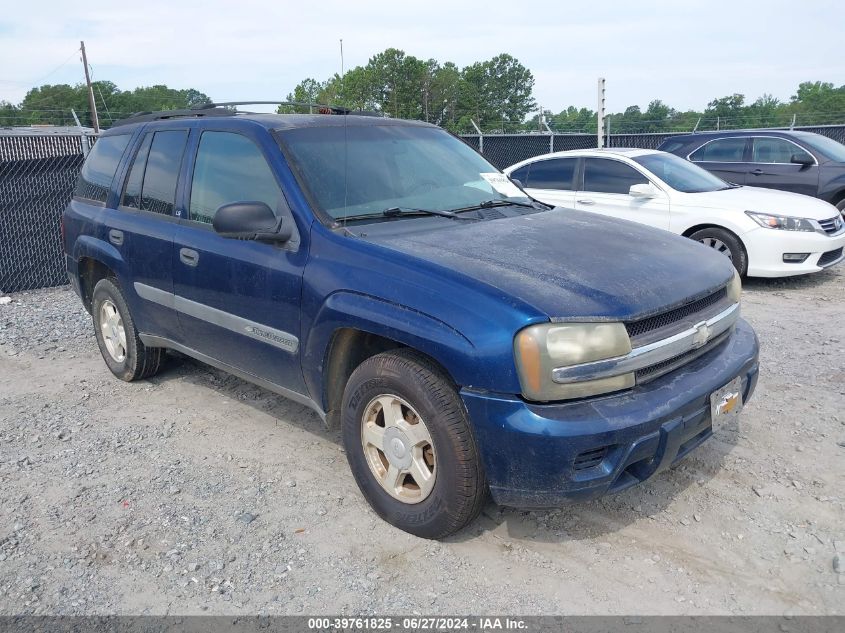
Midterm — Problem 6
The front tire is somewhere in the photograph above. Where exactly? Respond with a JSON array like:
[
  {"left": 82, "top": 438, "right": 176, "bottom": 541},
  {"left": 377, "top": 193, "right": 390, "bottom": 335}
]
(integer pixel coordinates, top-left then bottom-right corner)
[
  {"left": 92, "top": 278, "right": 164, "bottom": 382},
  {"left": 342, "top": 349, "right": 486, "bottom": 539},
  {"left": 836, "top": 198, "right": 845, "bottom": 219},
  {"left": 689, "top": 227, "right": 748, "bottom": 276}
]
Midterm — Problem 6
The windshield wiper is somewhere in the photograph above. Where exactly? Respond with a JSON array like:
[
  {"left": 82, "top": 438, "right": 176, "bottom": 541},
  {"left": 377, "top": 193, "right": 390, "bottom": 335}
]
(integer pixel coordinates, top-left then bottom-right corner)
[
  {"left": 448, "top": 199, "right": 540, "bottom": 213},
  {"left": 336, "top": 206, "right": 476, "bottom": 223}
]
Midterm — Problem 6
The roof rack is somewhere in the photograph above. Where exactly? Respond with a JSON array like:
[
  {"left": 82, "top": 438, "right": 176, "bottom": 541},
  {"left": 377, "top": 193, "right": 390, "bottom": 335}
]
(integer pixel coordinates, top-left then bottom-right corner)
[{"left": 110, "top": 101, "right": 383, "bottom": 127}]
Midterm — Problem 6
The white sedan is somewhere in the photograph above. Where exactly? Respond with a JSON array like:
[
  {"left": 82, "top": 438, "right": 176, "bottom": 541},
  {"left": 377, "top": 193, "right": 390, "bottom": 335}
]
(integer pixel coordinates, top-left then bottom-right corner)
[{"left": 504, "top": 148, "right": 845, "bottom": 277}]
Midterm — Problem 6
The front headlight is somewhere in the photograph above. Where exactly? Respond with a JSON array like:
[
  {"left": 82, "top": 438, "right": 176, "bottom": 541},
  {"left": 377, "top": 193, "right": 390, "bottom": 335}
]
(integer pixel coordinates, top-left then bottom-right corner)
[
  {"left": 745, "top": 211, "right": 816, "bottom": 232},
  {"left": 727, "top": 269, "right": 742, "bottom": 302},
  {"left": 514, "top": 322, "right": 633, "bottom": 402}
]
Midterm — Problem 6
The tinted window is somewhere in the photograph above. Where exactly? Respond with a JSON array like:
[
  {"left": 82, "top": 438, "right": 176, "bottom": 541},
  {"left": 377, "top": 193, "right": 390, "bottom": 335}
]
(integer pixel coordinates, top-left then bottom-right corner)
[
  {"left": 140, "top": 131, "right": 188, "bottom": 216},
  {"left": 510, "top": 165, "right": 530, "bottom": 184},
  {"left": 752, "top": 138, "right": 814, "bottom": 164},
  {"left": 120, "top": 133, "right": 152, "bottom": 209},
  {"left": 74, "top": 134, "right": 131, "bottom": 203},
  {"left": 690, "top": 138, "right": 747, "bottom": 162},
  {"left": 190, "top": 132, "right": 283, "bottom": 224},
  {"left": 583, "top": 158, "right": 648, "bottom": 194},
  {"left": 524, "top": 158, "right": 577, "bottom": 190}
]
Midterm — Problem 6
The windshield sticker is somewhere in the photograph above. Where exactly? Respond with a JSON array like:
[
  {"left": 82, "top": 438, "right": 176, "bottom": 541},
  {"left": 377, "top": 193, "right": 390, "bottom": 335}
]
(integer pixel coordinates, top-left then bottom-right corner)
[{"left": 480, "top": 172, "right": 524, "bottom": 198}]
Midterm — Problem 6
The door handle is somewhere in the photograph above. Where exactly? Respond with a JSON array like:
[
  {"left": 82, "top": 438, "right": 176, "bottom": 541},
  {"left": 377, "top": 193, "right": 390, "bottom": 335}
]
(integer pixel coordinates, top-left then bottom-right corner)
[
  {"left": 577, "top": 199, "right": 595, "bottom": 205},
  {"left": 108, "top": 229, "right": 123, "bottom": 246},
  {"left": 751, "top": 168, "right": 764, "bottom": 175},
  {"left": 179, "top": 248, "right": 199, "bottom": 267}
]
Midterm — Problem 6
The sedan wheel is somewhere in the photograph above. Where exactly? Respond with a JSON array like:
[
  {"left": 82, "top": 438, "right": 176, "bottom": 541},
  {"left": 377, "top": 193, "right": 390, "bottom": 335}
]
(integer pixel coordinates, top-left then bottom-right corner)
[
  {"left": 688, "top": 227, "right": 747, "bottom": 276},
  {"left": 698, "top": 236, "right": 733, "bottom": 261}
]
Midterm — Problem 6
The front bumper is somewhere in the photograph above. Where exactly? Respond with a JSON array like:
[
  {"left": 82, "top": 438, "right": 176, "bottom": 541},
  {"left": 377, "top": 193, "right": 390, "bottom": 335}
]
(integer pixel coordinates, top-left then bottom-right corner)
[
  {"left": 744, "top": 226, "right": 845, "bottom": 277},
  {"left": 461, "top": 318, "right": 759, "bottom": 508}
]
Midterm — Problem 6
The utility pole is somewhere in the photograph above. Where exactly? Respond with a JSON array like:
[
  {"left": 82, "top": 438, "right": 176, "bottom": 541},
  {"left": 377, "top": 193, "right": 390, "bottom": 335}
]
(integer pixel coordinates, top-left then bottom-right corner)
[
  {"left": 597, "top": 77, "right": 606, "bottom": 148},
  {"left": 80, "top": 41, "right": 100, "bottom": 133}
]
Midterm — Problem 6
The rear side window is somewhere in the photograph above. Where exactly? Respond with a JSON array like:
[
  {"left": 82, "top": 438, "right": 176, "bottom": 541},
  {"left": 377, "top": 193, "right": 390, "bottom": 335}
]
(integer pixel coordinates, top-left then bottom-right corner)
[
  {"left": 139, "top": 131, "right": 188, "bottom": 215},
  {"left": 189, "top": 131, "right": 283, "bottom": 224},
  {"left": 74, "top": 134, "right": 131, "bottom": 203},
  {"left": 690, "top": 138, "right": 747, "bottom": 162},
  {"left": 523, "top": 158, "right": 577, "bottom": 190},
  {"left": 121, "top": 134, "right": 153, "bottom": 209},
  {"left": 751, "top": 138, "right": 814, "bottom": 164},
  {"left": 583, "top": 158, "right": 648, "bottom": 194}
]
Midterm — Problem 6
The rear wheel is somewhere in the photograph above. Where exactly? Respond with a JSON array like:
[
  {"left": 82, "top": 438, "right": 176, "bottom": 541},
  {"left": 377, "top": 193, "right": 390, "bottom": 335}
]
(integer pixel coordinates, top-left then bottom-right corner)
[
  {"left": 341, "top": 349, "right": 486, "bottom": 539},
  {"left": 689, "top": 227, "right": 748, "bottom": 276},
  {"left": 92, "top": 278, "right": 164, "bottom": 381}
]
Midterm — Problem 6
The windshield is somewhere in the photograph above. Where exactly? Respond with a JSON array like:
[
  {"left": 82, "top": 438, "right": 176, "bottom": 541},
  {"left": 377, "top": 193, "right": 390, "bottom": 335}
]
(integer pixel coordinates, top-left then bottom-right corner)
[
  {"left": 633, "top": 152, "right": 732, "bottom": 193},
  {"left": 277, "top": 123, "right": 530, "bottom": 220},
  {"left": 798, "top": 134, "right": 845, "bottom": 163}
]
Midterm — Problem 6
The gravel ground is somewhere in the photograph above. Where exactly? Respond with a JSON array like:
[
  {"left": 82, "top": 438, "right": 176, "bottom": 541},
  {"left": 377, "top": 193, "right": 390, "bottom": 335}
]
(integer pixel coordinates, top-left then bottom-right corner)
[{"left": 0, "top": 270, "right": 843, "bottom": 616}]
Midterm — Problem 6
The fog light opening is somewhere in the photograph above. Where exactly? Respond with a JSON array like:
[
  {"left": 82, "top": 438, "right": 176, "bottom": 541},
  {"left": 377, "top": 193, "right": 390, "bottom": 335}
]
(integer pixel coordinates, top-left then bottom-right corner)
[{"left": 782, "top": 253, "right": 809, "bottom": 263}]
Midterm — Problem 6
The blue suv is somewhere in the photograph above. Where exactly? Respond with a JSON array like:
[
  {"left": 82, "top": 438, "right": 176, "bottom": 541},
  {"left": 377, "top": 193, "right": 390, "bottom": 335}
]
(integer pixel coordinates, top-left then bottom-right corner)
[{"left": 63, "top": 104, "right": 759, "bottom": 538}]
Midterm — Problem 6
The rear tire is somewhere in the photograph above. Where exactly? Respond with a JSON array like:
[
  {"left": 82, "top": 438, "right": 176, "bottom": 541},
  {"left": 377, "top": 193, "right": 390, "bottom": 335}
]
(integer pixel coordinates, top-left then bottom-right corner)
[
  {"left": 342, "top": 349, "right": 486, "bottom": 539},
  {"left": 92, "top": 278, "right": 164, "bottom": 382},
  {"left": 689, "top": 227, "right": 748, "bottom": 276}
]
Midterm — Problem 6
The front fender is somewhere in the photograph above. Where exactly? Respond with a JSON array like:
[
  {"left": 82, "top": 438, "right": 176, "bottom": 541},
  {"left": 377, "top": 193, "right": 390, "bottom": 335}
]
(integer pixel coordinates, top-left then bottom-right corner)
[{"left": 303, "top": 290, "right": 477, "bottom": 410}]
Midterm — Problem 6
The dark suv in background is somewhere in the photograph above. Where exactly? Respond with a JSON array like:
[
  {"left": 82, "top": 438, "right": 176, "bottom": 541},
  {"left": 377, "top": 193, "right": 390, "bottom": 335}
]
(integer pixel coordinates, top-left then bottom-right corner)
[{"left": 659, "top": 130, "right": 845, "bottom": 215}]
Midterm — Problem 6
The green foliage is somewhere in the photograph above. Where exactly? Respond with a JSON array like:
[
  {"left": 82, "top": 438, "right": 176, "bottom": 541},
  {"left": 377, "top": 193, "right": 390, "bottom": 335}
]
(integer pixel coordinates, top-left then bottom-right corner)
[
  {"left": 8, "top": 82, "right": 211, "bottom": 127},
  {"left": 276, "top": 48, "right": 537, "bottom": 133}
]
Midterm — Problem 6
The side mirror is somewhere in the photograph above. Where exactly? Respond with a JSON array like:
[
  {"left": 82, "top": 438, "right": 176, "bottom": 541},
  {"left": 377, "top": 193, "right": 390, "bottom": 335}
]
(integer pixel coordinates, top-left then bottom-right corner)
[
  {"left": 790, "top": 153, "right": 814, "bottom": 166},
  {"left": 629, "top": 183, "right": 658, "bottom": 198},
  {"left": 212, "top": 202, "right": 291, "bottom": 242}
]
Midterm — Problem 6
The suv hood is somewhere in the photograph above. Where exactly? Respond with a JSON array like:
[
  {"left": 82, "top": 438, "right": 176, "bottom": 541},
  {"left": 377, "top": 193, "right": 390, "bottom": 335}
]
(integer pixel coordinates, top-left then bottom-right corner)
[
  {"left": 676, "top": 185, "right": 839, "bottom": 220},
  {"left": 361, "top": 209, "right": 733, "bottom": 321}
]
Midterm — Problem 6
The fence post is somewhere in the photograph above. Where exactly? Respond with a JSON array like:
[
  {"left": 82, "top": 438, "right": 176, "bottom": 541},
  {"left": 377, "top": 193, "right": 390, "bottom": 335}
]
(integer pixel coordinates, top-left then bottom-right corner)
[
  {"left": 542, "top": 120, "right": 553, "bottom": 153},
  {"left": 790, "top": 113, "right": 796, "bottom": 130},
  {"left": 470, "top": 119, "right": 483, "bottom": 154}
]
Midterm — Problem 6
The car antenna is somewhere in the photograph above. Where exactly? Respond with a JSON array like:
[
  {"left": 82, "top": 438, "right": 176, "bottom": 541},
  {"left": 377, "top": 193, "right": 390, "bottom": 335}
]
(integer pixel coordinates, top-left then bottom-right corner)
[{"left": 341, "top": 37, "right": 350, "bottom": 233}]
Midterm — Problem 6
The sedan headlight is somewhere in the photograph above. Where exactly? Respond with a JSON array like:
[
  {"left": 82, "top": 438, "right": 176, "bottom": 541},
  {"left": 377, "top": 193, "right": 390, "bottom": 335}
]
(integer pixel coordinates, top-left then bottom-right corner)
[
  {"left": 514, "top": 322, "right": 633, "bottom": 402},
  {"left": 745, "top": 211, "right": 816, "bottom": 232}
]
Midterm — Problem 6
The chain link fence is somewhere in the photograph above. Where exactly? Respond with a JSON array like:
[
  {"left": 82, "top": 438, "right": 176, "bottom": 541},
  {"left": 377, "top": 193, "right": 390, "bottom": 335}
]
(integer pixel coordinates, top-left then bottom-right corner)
[
  {"left": 2, "top": 124, "right": 845, "bottom": 293},
  {"left": 1, "top": 133, "right": 95, "bottom": 293},
  {"left": 462, "top": 125, "right": 845, "bottom": 169}
]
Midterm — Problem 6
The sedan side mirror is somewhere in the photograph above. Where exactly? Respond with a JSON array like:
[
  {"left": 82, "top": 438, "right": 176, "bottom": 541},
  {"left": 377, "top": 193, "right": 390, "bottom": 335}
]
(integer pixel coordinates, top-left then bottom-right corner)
[
  {"left": 629, "top": 183, "right": 659, "bottom": 198},
  {"left": 212, "top": 202, "right": 292, "bottom": 242},
  {"left": 790, "top": 153, "right": 814, "bottom": 166}
]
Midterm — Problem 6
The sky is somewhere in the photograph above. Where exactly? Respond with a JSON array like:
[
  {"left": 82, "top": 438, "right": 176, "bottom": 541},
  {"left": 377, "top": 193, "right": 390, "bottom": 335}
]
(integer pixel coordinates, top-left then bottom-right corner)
[{"left": 1, "top": 0, "right": 843, "bottom": 115}]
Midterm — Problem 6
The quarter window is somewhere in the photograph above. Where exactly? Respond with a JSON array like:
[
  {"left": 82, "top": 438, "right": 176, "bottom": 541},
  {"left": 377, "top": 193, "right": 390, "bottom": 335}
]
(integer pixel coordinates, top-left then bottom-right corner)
[
  {"left": 74, "top": 134, "right": 131, "bottom": 203},
  {"left": 523, "top": 158, "right": 577, "bottom": 190},
  {"left": 690, "top": 138, "right": 747, "bottom": 162},
  {"left": 189, "top": 132, "right": 283, "bottom": 224},
  {"left": 582, "top": 158, "right": 649, "bottom": 195},
  {"left": 751, "top": 138, "right": 814, "bottom": 164}
]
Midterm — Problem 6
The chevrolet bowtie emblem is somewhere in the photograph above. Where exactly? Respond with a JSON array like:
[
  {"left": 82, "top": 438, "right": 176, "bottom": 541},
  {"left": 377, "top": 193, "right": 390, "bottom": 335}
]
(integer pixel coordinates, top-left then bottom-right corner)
[{"left": 691, "top": 321, "right": 711, "bottom": 349}]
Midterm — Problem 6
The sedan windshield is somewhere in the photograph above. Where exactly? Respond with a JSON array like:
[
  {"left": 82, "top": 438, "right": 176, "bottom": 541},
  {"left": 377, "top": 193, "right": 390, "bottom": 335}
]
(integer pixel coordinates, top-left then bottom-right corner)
[
  {"left": 798, "top": 134, "right": 845, "bottom": 163},
  {"left": 277, "top": 123, "right": 531, "bottom": 220},
  {"left": 633, "top": 152, "right": 733, "bottom": 193}
]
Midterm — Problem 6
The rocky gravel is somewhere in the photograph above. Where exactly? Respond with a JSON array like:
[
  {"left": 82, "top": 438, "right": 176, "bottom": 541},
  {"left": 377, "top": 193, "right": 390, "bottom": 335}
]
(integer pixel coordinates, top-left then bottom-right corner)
[{"left": 0, "top": 270, "right": 843, "bottom": 615}]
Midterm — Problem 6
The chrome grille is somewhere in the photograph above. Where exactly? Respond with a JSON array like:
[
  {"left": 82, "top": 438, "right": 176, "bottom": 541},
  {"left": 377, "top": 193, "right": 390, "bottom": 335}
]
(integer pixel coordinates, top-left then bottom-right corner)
[
  {"left": 818, "top": 216, "right": 843, "bottom": 235},
  {"left": 635, "top": 330, "right": 731, "bottom": 384},
  {"left": 625, "top": 287, "right": 728, "bottom": 344}
]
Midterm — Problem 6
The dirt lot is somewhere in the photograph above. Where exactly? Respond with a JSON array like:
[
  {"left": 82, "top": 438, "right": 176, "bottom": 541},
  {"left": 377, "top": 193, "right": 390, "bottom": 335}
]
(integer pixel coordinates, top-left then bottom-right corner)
[{"left": 0, "top": 269, "right": 843, "bottom": 616}]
